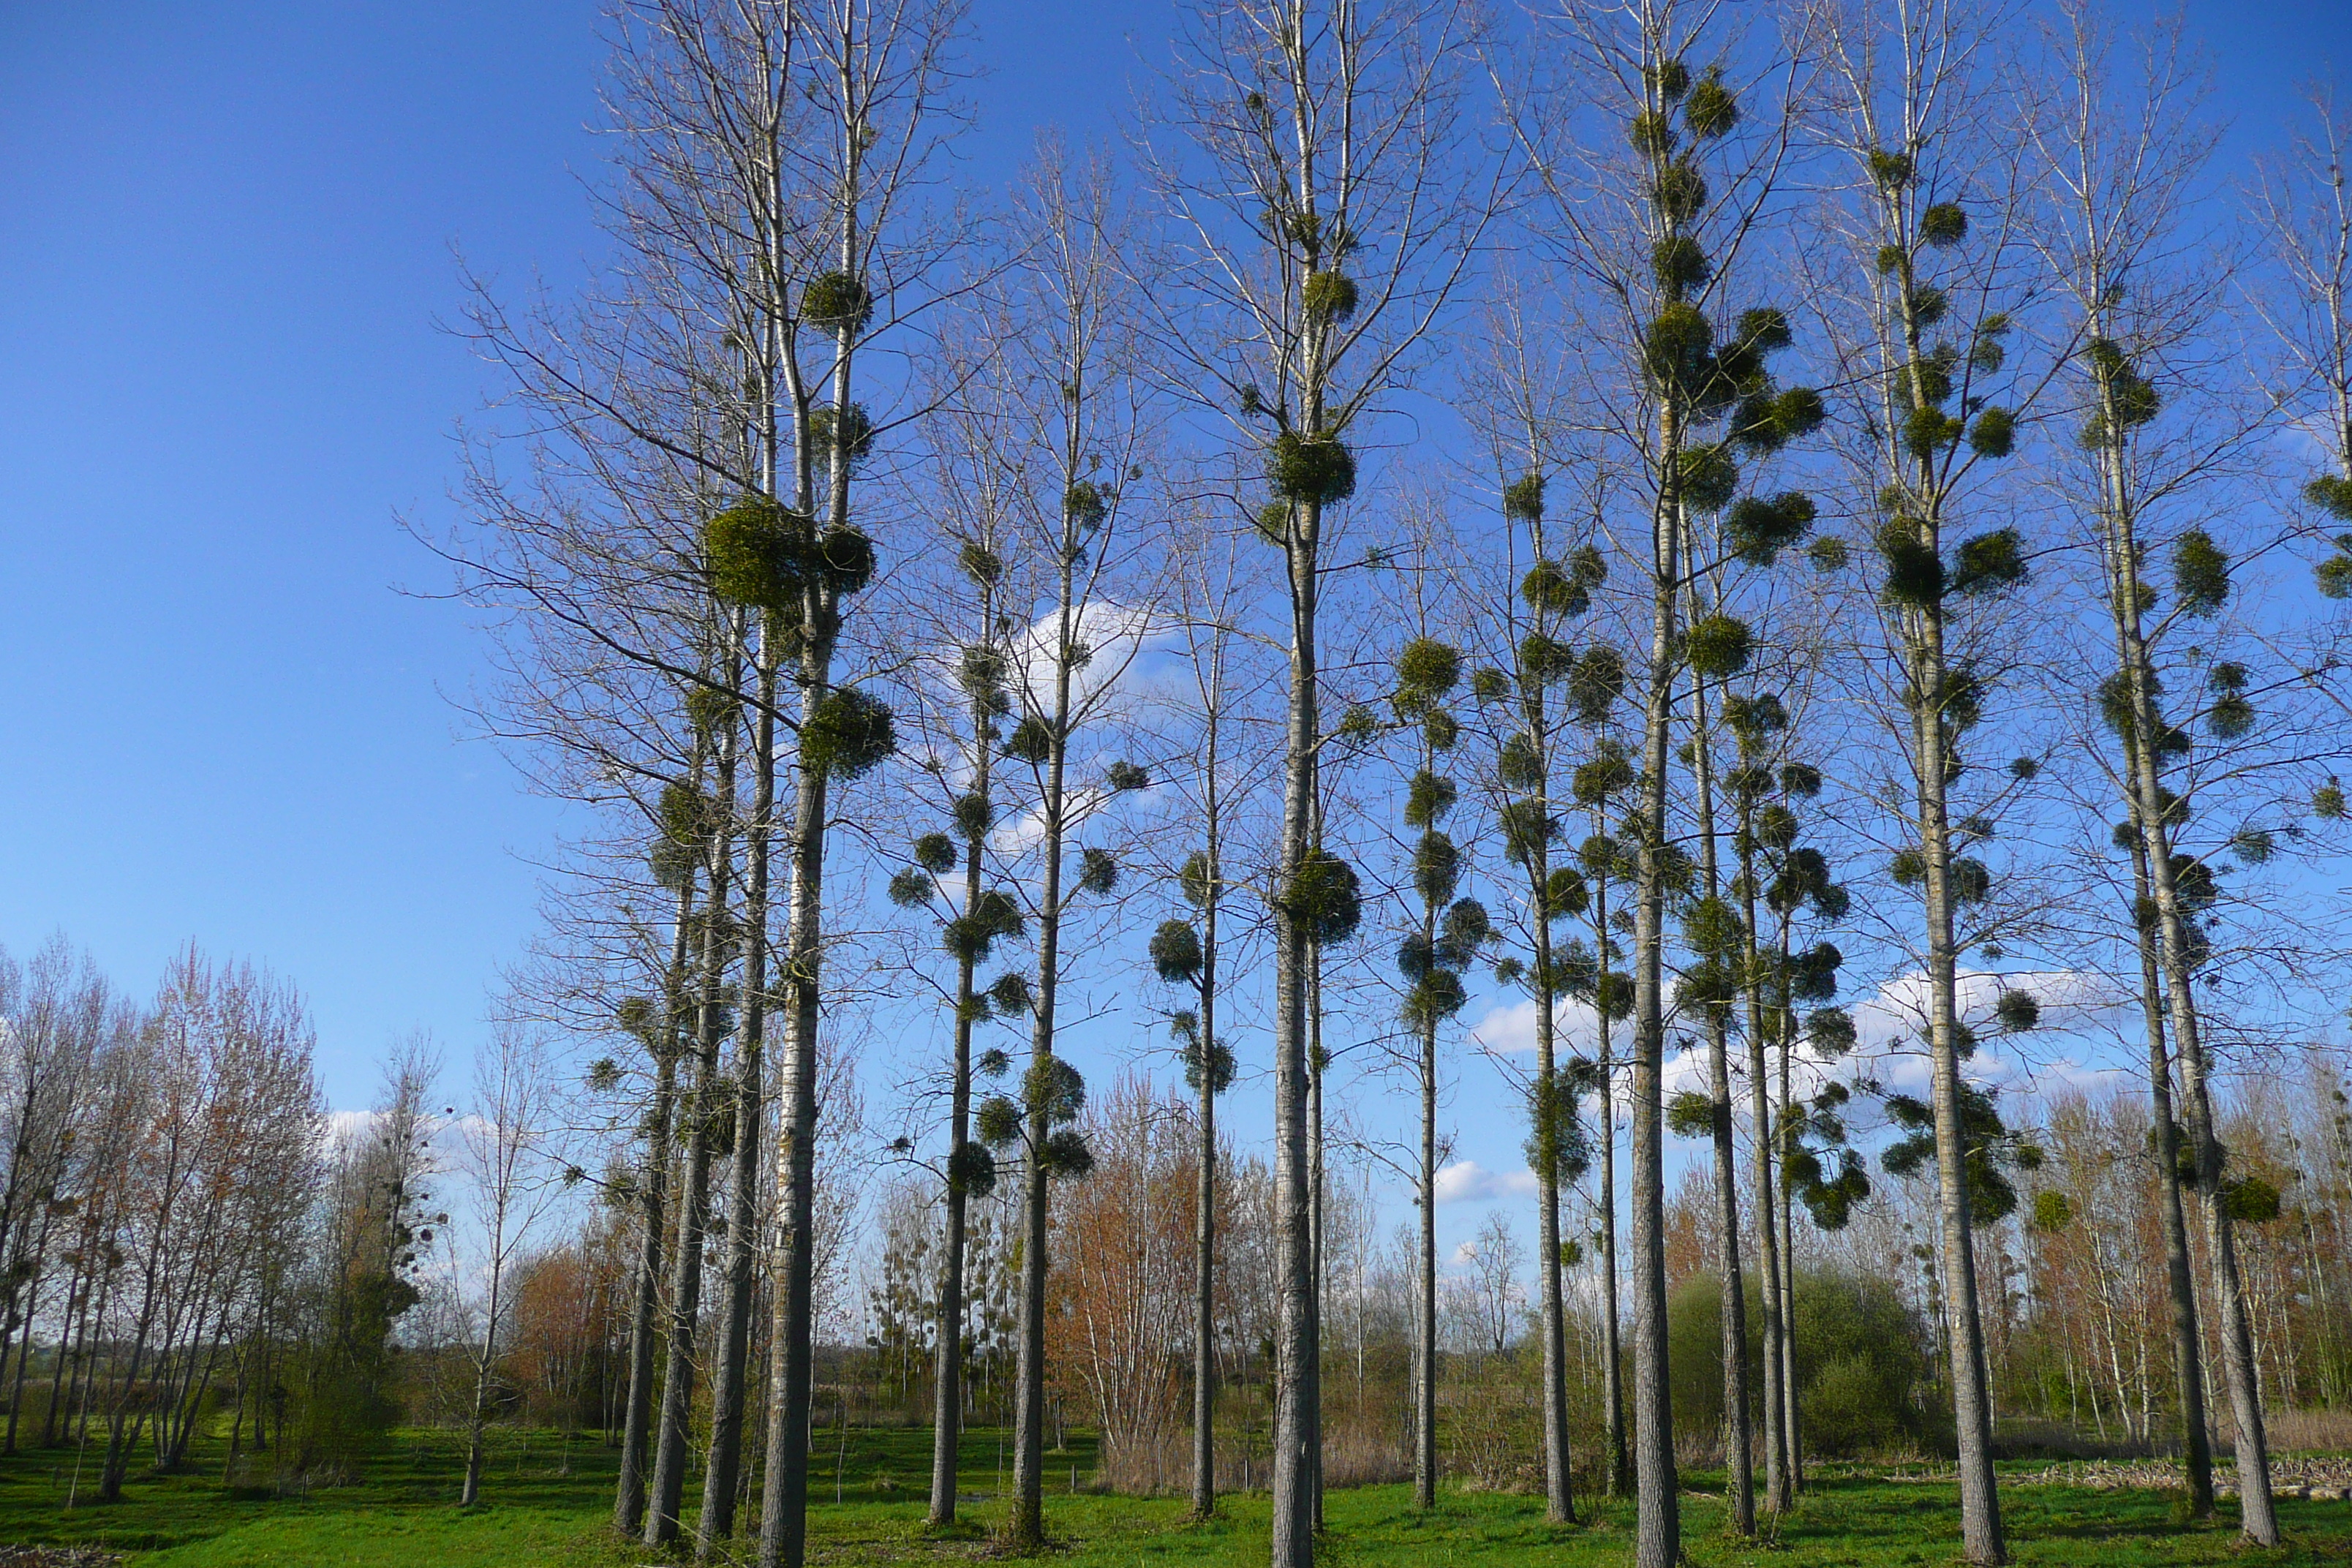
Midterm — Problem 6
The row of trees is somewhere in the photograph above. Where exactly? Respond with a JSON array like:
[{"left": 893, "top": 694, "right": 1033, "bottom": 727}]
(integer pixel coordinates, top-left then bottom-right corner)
[
  {"left": 440, "top": 2, "right": 2352, "bottom": 1567},
  {"left": 0, "top": 941, "right": 459, "bottom": 1499},
  {"left": 801, "top": 1056, "right": 2352, "bottom": 1496}
]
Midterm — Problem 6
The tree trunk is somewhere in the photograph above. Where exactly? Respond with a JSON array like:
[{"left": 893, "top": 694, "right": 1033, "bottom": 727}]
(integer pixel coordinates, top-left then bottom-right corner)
[
  {"left": 758, "top": 165, "right": 864, "bottom": 1560},
  {"left": 1629, "top": 480, "right": 1681, "bottom": 1568},
  {"left": 1009, "top": 503, "right": 1085, "bottom": 1552},
  {"left": 1191, "top": 788, "right": 1222, "bottom": 1520},
  {"left": 1009, "top": 1033, "right": 1053, "bottom": 1550},
  {"left": 1776, "top": 992, "right": 1801, "bottom": 1495},
  {"left": 1690, "top": 676, "right": 1752, "bottom": 1533},
  {"left": 1306, "top": 943, "right": 1327, "bottom": 1533},
  {"left": 2127, "top": 840, "right": 2215, "bottom": 1513},
  {"left": 1529, "top": 858, "right": 1576, "bottom": 1525},
  {"left": 699, "top": 644, "right": 781, "bottom": 1556},
  {"left": 462, "top": 1308, "right": 497, "bottom": 1509},
  {"left": 614, "top": 870, "right": 692, "bottom": 1535},
  {"left": 1912, "top": 611, "right": 2005, "bottom": 1566},
  {"left": 755, "top": 677, "right": 834, "bottom": 1568},
  {"left": 1598, "top": 967, "right": 1630, "bottom": 1501},
  {"left": 1414, "top": 1007, "right": 1439, "bottom": 1510},
  {"left": 1270, "top": 497, "right": 1322, "bottom": 1568},
  {"left": 1739, "top": 799, "right": 1787, "bottom": 1514},
  {"left": 930, "top": 662, "right": 997, "bottom": 1529},
  {"left": 646, "top": 693, "right": 740, "bottom": 1546}
]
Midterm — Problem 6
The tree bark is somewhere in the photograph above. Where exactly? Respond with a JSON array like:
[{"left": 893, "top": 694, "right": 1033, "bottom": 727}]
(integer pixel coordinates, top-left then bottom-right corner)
[
  {"left": 1270, "top": 491, "right": 1322, "bottom": 1568},
  {"left": 1528, "top": 824, "right": 1576, "bottom": 1525},
  {"left": 1414, "top": 999, "right": 1439, "bottom": 1509},
  {"left": 755, "top": 669, "right": 834, "bottom": 1568},
  {"left": 1598, "top": 969, "right": 1630, "bottom": 1501},
  {"left": 1909, "top": 601, "right": 2005, "bottom": 1566},
  {"left": 1776, "top": 966, "right": 1801, "bottom": 1496},
  {"left": 1306, "top": 943, "right": 1327, "bottom": 1534},
  {"left": 929, "top": 633, "right": 998, "bottom": 1528},
  {"left": 1739, "top": 793, "right": 1787, "bottom": 1513},
  {"left": 1008, "top": 484, "right": 1087, "bottom": 1552}
]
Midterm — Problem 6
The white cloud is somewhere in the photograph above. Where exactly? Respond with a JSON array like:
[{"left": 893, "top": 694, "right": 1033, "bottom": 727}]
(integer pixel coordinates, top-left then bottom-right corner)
[
  {"left": 1006, "top": 598, "right": 1170, "bottom": 715},
  {"left": 1854, "top": 967, "right": 2117, "bottom": 1047},
  {"left": 1435, "top": 1159, "right": 1539, "bottom": 1205},
  {"left": 323, "top": 1106, "right": 489, "bottom": 1158},
  {"left": 1463, "top": 995, "right": 1603, "bottom": 1057}
]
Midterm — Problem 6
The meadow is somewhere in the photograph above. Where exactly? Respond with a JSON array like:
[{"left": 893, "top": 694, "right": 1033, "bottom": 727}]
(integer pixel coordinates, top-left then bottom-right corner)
[{"left": 4, "top": 1427, "right": 2351, "bottom": 1568}]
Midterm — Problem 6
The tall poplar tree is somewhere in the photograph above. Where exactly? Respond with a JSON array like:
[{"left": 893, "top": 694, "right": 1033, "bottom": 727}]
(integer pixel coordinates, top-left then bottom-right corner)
[
  {"left": 1146, "top": 531, "right": 1258, "bottom": 1520},
  {"left": 969, "top": 148, "right": 1154, "bottom": 1552},
  {"left": 1815, "top": 3, "right": 2046, "bottom": 1556},
  {"left": 1142, "top": 4, "right": 1493, "bottom": 1558},
  {"left": 2036, "top": 5, "right": 2318, "bottom": 1537},
  {"left": 1388, "top": 604, "right": 1491, "bottom": 1509},
  {"left": 881, "top": 474, "right": 1030, "bottom": 1529},
  {"left": 1511, "top": 9, "right": 1814, "bottom": 1553}
]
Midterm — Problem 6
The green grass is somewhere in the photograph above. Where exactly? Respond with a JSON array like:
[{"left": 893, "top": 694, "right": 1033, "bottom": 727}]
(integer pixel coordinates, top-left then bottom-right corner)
[{"left": 0, "top": 1424, "right": 2346, "bottom": 1567}]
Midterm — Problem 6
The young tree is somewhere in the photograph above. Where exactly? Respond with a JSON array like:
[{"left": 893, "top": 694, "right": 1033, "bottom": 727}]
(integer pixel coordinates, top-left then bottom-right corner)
[
  {"left": 1569, "top": 738, "right": 1638, "bottom": 1500},
  {"left": 1145, "top": 527, "right": 1262, "bottom": 1520},
  {"left": 883, "top": 423, "right": 1029, "bottom": 1530},
  {"left": 297, "top": 1044, "right": 437, "bottom": 1479},
  {"left": 965, "top": 147, "right": 1154, "bottom": 1552},
  {"left": 457, "top": 1027, "right": 561, "bottom": 1508},
  {"left": 1731, "top": 693, "right": 1856, "bottom": 1498},
  {"left": 1387, "top": 593, "right": 1492, "bottom": 1509},
  {"left": 1465, "top": 464, "right": 1610, "bottom": 1524},
  {"left": 1141, "top": 5, "right": 1493, "bottom": 1556},
  {"left": 610, "top": 801, "right": 701, "bottom": 1535}
]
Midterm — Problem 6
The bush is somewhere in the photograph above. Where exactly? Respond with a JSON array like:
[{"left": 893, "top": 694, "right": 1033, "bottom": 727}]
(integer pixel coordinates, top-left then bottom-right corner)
[{"left": 1666, "top": 1263, "right": 1940, "bottom": 1459}]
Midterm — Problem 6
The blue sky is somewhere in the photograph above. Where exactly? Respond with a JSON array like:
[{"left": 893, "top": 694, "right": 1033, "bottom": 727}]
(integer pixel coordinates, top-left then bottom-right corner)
[
  {"left": 1, "top": 2, "right": 2346, "bottom": 1275},
  {"left": 0, "top": 0, "right": 1140, "bottom": 1109}
]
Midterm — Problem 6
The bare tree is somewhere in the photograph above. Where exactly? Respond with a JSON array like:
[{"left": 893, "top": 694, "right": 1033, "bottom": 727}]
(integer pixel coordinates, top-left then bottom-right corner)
[
  {"left": 1144, "top": 521, "right": 1270, "bottom": 1520},
  {"left": 92, "top": 951, "right": 323, "bottom": 1501},
  {"left": 1375, "top": 508, "right": 1493, "bottom": 1509},
  {"left": 962, "top": 145, "right": 1158, "bottom": 1551},
  {"left": 1140, "top": 2, "right": 1495, "bottom": 1556},
  {"left": 1808, "top": 1, "right": 2059, "bottom": 1556},
  {"left": 458, "top": 1026, "right": 562, "bottom": 1507},
  {"left": 1507, "top": 1, "right": 1817, "bottom": 1553}
]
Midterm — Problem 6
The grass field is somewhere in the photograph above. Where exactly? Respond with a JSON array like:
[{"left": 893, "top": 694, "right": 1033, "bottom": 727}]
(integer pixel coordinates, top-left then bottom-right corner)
[{"left": 2, "top": 1425, "right": 2349, "bottom": 1567}]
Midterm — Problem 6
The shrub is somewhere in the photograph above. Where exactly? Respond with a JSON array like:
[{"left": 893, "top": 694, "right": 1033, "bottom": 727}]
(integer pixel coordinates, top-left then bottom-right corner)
[{"left": 1667, "top": 1264, "right": 1940, "bottom": 1458}]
